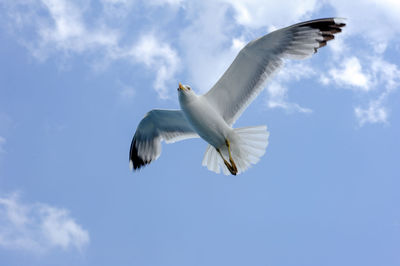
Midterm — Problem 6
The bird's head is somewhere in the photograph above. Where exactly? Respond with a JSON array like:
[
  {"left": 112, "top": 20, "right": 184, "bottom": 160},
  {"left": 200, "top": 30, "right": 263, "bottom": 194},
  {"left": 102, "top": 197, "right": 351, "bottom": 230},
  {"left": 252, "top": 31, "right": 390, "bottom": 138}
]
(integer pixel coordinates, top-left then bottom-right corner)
[{"left": 177, "top": 82, "right": 197, "bottom": 103}]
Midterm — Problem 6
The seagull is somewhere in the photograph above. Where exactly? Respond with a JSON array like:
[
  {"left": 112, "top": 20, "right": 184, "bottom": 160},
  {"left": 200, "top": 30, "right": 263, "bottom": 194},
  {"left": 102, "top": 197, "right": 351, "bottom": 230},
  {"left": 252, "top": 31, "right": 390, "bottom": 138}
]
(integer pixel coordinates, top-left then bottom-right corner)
[{"left": 129, "top": 18, "right": 345, "bottom": 175}]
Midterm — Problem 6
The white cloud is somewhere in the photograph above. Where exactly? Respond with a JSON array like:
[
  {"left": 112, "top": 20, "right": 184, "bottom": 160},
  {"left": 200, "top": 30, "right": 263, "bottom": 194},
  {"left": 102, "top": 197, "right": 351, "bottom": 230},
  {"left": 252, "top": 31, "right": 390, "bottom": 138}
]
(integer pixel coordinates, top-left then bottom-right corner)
[
  {"left": 267, "top": 81, "right": 312, "bottom": 114},
  {"left": 177, "top": 1, "right": 237, "bottom": 92},
  {"left": 328, "top": 0, "right": 400, "bottom": 54},
  {"left": 222, "top": 0, "right": 319, "bottom": 28},
  {"left": 17, "top": 0, "right": 120, "bottom": 59},
  {"left": 318, "top": 0, "right": 400, "bottom": 126},
  {"left": 352, "top": 57, "right": 400, "bottom": 125},
  {"left": 231, "top": 37, "right": 247, "bottom": 52},
  {"left": 118, "top": 34, "right": 180, "bottom": 98},
  {"left": 319, "top": 75, "right": 331, "bottom": 86},
  {"left": 329, "top": 57, "right": 370, "bottom": 90},
  {"left": 322, "top": 51, "right": 400, "bottom": 125},
  {"left": 40, "top": 205, "right": 89, "bottom": 250},
  {"left": 264, "top": 62, "right": 315, "bottom": 113},
  {"left": 2, "top": 0, "right": 400, "bottom": 124},
  {"left": 276, "top": 61, "right": 316, "bottom": 82},
  {"left": 370, "top": 56, "right": 400, "bottom": 91},
  {"left": 354, "top": 100, "right": 388, "bottom": 126},
  {"left": 0, "top": 192, "right": 89, "bottom": 254},
  {"left": 2, "top": 0, "right": 182, "bottom": 98},
  {"left": 328, "top": 36, "right": 348, "bottom": 59}
]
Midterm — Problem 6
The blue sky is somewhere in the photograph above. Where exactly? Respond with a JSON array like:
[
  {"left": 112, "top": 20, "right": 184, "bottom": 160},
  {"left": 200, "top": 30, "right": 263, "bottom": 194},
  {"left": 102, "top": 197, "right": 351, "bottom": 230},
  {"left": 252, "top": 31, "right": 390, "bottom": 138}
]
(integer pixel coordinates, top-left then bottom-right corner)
[{"left": 1, "top": 0, "right": 399, "bottom": 265}]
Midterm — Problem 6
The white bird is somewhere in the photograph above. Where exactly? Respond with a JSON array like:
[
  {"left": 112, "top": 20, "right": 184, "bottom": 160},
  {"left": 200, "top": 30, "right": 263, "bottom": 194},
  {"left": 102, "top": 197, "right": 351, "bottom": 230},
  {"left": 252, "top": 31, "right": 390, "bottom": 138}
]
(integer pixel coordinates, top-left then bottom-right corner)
[{"left": 129, "top": 18, "right": 345, "bottom": 175}]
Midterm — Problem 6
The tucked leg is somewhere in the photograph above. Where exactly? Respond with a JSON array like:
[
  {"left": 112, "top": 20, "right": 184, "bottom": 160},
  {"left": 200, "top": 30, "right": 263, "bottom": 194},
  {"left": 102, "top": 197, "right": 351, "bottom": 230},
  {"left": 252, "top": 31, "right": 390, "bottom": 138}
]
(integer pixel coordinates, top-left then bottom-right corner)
[
  {"left": 216, "top": 148, "right": 237, "bottom": 175},
  {"left": 225, "top": 139, "right": 238, "bottom": 173}
]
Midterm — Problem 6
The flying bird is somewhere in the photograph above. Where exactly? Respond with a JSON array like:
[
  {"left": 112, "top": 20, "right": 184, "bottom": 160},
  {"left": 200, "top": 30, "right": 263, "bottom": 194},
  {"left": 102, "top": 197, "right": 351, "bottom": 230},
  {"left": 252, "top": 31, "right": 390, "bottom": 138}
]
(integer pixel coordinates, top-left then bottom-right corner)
[{"left": 129, "top": 18, "right": 345, "bottom": 175}]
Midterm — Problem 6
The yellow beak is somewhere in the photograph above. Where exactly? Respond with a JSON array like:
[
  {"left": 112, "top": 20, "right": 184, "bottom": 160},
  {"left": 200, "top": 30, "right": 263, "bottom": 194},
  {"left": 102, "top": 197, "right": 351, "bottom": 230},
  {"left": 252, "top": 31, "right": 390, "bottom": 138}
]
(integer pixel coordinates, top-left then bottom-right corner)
[{"left": 179, "top": 82, "right": 185, "bottom": 91}]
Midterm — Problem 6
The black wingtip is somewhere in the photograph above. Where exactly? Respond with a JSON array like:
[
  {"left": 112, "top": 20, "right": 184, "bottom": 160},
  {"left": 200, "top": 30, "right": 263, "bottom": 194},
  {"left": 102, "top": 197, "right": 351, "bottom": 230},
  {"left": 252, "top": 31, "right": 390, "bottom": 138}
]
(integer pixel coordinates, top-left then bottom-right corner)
[
  {"left": 129, "top": 139, "right": 151, "bottom": 171},
  {"left": 296, "top": 18, "right": 346, "bottom": 53}
]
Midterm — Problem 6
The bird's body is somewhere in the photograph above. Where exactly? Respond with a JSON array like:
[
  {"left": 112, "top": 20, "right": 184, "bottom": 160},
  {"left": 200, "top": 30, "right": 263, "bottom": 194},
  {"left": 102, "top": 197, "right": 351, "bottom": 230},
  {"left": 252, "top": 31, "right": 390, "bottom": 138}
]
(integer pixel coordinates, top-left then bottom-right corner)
[
  {"left": 177, "top": 84, "right": 265, "bottom": 175},
  {"left": 129, "top": 17, "right": 346, "bottom": 175},
  {"left": 179, "top": 91, "right": 231, "bottom": 149}
]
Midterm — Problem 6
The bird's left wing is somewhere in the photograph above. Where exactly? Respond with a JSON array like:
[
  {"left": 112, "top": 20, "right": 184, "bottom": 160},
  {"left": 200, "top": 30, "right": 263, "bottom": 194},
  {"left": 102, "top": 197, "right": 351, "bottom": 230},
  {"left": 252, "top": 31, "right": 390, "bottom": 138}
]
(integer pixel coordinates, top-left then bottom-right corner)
[
  {"left": 204, "top": 18, "right": 346, "bottom": 125},
  {"left": 129, "top": 109, "right": 199, "bottom": 170}
]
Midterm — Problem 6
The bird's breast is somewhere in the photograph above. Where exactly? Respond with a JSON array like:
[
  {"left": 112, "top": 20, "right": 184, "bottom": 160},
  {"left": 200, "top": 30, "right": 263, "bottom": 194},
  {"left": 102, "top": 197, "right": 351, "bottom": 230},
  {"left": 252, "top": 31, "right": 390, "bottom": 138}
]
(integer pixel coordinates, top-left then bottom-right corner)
[{"left": 180, "top": 96, "right": 230, "bottom": 148}]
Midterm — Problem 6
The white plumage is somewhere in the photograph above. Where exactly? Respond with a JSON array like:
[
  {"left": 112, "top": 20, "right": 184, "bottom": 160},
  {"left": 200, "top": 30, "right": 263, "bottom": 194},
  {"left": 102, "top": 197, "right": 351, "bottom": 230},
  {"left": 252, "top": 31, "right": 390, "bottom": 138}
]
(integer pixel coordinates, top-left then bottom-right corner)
[{"left": 129, "top": 18, "right": 345, "bottom": 175}]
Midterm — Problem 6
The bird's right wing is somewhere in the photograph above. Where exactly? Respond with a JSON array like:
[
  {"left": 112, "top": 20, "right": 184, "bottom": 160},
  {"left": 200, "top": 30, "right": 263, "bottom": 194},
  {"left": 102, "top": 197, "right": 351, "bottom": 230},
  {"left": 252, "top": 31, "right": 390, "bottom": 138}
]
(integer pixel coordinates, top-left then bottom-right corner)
[
  {"left": 129, "top": 109, "right": 199, "bottom": 170},
  {"left": 204, "top": 18, "right": 346, "bottom": 126}
]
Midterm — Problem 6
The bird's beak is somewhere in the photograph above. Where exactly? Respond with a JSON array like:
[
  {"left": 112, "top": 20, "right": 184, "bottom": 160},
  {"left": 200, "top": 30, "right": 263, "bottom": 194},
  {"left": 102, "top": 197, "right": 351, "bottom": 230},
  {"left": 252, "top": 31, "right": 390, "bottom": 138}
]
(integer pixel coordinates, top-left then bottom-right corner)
[{"left": 179, "top": 82, "right": 186, "bottom": 91}]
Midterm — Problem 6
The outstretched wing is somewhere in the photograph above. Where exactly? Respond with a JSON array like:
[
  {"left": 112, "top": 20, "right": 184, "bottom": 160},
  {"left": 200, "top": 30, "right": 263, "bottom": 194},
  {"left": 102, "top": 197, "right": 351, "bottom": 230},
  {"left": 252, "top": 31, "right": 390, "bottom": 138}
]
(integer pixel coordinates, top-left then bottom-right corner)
[
  {"left": 129, "top": 109, "right": 199, "bottom": 170},
  {"left": 204, "top": 18, "right": 346, "bottom": 125}
]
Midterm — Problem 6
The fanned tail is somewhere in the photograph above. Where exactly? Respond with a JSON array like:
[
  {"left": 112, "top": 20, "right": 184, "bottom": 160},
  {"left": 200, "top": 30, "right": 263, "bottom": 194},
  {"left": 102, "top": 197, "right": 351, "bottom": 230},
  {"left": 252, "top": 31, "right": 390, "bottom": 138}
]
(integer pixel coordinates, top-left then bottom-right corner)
[{"left": 202, "top": 125, "right": 269, "bottom": 175}]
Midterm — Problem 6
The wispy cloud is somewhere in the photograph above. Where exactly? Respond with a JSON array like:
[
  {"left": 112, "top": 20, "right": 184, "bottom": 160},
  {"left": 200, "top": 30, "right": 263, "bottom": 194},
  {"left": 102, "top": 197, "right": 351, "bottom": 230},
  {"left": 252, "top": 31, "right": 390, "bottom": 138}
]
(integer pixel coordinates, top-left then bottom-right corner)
[
  {"left": 267, "top": 81, "right": 312, "bottom": 113},
  {"left": 221, "top": 0, "right": 318, "bottom": 28},
  {"left": 353, "top": 57, "right": 400, "bottom": 126},
  {"left": 328, "top": 57, "right": 370, "bottom": 91},
  {"left": 117, "top": 34, "right": 180, "bottom": 99},
  {"left": 0, "top": 192, "right": 89, "bottom": 254},
  {"left": 1, "top": 0, "right": 179, "bottom": 98},
  {"left": 265, "top": 62, "right": 315, "bottom": 113},
  {"left": 328, "top": 0, "right": 400, "bottom": 54},
  {"left": 22, "top": 0, "right": 119, "bottom": 59},
  {"left": 322, "top": 53, "right": 400, "bottom": 126},
  {"left": 2, "top": 0, "right": 400, "bottom": 124},
  {"left": 177, "top": 1, "right": 237, "bottom": 92},
  {"left": 354, "top": 100, "right": 388, "bottom": 126}
]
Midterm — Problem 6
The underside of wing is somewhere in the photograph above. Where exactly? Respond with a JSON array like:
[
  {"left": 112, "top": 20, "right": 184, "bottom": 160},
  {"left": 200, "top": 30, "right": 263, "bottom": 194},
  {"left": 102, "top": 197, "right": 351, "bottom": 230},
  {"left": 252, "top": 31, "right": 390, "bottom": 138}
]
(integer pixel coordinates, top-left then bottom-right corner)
[
  {"left": 129, "top": 109, "right": 199, "bottom": 170},
  {"left": 204, "top": 18, "right": 346, "bottom": 126}
]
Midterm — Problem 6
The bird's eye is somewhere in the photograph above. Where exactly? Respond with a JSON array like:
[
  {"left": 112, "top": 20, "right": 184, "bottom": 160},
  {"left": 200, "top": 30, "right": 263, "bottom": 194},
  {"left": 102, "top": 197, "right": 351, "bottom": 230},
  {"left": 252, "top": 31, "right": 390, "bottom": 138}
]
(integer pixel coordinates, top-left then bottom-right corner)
[{"left": 187, "top": 86, "right": 191, "bottom": 90}]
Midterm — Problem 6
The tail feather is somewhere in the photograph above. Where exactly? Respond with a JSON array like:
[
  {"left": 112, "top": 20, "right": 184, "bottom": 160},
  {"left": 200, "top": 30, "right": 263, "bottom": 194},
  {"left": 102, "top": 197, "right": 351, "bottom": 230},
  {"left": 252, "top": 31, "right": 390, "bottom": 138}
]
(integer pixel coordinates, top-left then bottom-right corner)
[
  {"left": 211, "top": 147, "right": 219, "bottom": 173},
  {"left": 202, "top": 125, "right": 269, "bottom": 175}
]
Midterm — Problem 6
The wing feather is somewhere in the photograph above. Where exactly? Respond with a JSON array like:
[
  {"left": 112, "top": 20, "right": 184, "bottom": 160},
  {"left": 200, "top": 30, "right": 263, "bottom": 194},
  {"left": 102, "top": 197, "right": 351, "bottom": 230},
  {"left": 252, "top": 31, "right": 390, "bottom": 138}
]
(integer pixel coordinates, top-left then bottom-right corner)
[
  {"left": 204, "top": 18, "right": 346, "bottom": 125},
  {"left": 129, "top": 109, "right": 198, "bottom": 170}
]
